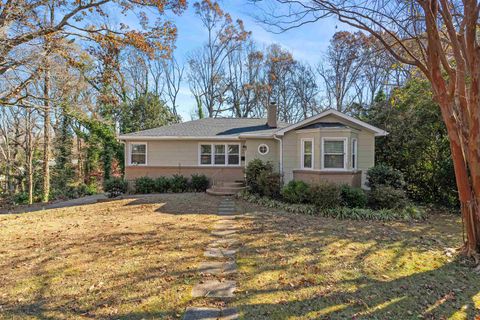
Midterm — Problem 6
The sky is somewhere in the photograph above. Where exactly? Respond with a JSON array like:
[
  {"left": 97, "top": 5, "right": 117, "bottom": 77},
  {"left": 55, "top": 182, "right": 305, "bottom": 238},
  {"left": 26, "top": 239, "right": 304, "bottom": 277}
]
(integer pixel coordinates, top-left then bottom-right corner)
[{"left": 162, "top": 0, "right": 352, "bottom": 120}]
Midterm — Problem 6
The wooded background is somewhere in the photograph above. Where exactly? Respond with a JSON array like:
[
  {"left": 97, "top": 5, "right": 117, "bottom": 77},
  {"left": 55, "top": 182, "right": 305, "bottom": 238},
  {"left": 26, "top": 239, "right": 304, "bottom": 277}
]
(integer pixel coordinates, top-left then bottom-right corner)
[{"left": 0, "top": 0, "right": 456, "bottom": 212}]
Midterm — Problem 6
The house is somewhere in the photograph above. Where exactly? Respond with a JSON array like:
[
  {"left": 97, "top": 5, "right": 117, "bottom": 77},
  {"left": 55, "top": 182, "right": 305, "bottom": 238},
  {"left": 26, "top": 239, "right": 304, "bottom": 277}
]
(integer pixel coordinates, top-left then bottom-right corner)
[{"left": 118, "top": 103, "right": 387, "bottom": 193}]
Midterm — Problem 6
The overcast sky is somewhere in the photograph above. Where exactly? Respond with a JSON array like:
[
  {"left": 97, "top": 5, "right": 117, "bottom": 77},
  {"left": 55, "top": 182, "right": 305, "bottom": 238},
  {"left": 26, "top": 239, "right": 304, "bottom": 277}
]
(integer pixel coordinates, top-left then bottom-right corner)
[{"left": 163, "top": 1, "right": 352, "bottom": 120}]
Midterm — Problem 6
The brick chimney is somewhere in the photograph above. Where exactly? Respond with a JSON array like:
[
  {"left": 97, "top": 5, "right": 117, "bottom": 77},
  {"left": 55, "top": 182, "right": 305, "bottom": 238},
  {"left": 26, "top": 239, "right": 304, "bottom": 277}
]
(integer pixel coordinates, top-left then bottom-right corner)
[{"left": 267, "top": 101, "right": 277, "bottom": 128}]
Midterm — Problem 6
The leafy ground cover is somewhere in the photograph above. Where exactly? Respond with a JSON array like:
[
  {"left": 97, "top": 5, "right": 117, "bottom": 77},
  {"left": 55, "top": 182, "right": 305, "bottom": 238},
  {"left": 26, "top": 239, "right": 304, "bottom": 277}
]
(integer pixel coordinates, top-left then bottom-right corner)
[
  {"left": 234, "top": 200, "right": 480, "bottom": 319},
  {"left": 0, "top": 193, "right": 220, "bottom": 319}
]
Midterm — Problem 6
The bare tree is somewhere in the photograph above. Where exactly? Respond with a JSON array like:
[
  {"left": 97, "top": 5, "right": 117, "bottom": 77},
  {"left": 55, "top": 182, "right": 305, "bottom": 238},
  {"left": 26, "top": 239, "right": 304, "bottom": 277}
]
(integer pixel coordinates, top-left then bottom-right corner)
[
  {"left": 259, "top": 0, "right": 480, "bottom": 258},
  {"left": 188, "top": 0, "right": 250, "bottom": 117},
  {"left": 162, "top": 57, "right": 184, "bottom": 117},
  {"left": 317, "top": 31, "right": 368, "bottom": 112}
]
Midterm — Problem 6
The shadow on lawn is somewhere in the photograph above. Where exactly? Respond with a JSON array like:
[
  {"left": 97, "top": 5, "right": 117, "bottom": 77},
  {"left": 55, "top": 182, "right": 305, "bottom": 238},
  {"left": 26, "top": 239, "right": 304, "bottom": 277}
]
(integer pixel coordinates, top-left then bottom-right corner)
[
  {"left": 121, "top": 193, "right": 222, "bottom": 215},
  {"left": 0, "top": 200, "right": 218, "bottom": 319},
  {"left": 236, "top": 206, "right": 479, "bottom": 319}
]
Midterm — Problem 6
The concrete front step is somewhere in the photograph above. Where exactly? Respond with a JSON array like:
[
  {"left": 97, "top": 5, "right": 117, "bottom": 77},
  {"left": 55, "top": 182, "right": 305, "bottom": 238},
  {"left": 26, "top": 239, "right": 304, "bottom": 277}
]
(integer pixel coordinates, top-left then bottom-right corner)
[
  {"left": 216, "top": 181, "right": 245, "bottom": 188},
  {"left": 210, "top": 186, "right": 246, "bottom": 193},
  {"left": 206, "top": 188, "right": 237, "bottom": 196}
]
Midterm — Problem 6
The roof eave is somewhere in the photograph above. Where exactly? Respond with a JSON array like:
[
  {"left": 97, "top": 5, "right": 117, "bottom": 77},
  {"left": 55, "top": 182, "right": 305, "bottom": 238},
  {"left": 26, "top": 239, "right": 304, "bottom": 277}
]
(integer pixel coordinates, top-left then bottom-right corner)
[{"left": 118, "top": 135, "right": 242, "bottom": 141}]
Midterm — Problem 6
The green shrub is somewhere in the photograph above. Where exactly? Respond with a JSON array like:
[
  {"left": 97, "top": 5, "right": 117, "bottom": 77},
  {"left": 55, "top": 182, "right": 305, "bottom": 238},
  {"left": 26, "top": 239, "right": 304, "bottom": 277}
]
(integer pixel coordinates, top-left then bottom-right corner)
[
  {"left": 12, "top": 192, "right": 29, "bottom": 205},
  {"left": 238, "top": 191, "right": 427, "bottom": 221},
  {"left": 281, "top": 180, "right": 311, "bottom": 204},
  {"left": 85, "top": 183, "right": 98, "bottom": 195},
  {"left": 154, "top": 177, "right": 171, "bottom": 193},
  {"left": 104, "top": 177, "right": 128, "bottom": 198},
  {"left": 257, "top": 171, "right": 282, "bottom": 198},
  {"left": 368, "top": 185, "right": 408, "bottom": 209},
  {"left": 246, "top": 159, "right": 275, "bottom": 194},
  {"left": 310, "top": 182, "right": 342, "bottom": 209},
  {"left": 340, "top": 185, "right": 367, "bottom": 208},
  {"left": 134, "top": 177, "right": 155, "bottom": 194},
  {"left": 170, "top": 174, "right": 189, "bottom": 193},
  {"left": 190, "top": 174, "right": 210, "bottom": 192},
  {"left": 366, "top": 164, "right": 405, "bottom": 189}
]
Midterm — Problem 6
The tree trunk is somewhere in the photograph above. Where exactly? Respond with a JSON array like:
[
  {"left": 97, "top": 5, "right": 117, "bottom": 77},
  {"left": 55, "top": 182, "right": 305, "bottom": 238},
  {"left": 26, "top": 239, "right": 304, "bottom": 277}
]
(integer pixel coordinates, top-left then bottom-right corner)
[
  {"left": 26, "top": 109, "right": 33, "bottom": 205},
  {"left": 438, "top": 97, "right": 480, "bottom": 258},
  {"left": 42, "top": 66, "right": 50, "bottom": 203}
]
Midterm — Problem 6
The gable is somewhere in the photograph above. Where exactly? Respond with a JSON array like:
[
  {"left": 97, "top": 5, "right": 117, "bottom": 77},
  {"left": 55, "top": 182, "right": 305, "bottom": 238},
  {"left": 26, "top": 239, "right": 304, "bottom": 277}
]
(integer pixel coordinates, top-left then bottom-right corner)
[{"left": 275, "top": 109, "right": 388, "bottom": 137}]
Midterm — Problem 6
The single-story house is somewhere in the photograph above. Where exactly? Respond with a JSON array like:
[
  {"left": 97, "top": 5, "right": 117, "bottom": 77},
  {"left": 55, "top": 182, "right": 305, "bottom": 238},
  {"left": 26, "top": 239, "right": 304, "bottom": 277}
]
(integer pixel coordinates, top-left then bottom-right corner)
[{"left": 118, "top": 104, "right": 387, "bottom": 192}]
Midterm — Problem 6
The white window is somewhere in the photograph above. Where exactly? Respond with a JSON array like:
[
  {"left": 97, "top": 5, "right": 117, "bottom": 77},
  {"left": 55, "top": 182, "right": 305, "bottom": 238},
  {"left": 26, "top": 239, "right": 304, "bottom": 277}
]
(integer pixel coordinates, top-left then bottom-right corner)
[
  {"left": 200, "top": 144, "right": 212, "bottom": 165},
  {"left": 301, "top": 138, "right": 313, "bottom": 169},
  {"left": 130, "top": 143, "right": 147, "bottom": 165},
  {"left": 322, "top": 138, "right": 347, "bottom": 170},
  {"left": 352, "top": 138, "right": 357, "bottom": 170},
  {"left": 228, "top": 144, "right": 240, "bottom": 164},
  {"left": 258, "top": 144, "right": 269, "bottom": 155},
  {"left": 214, "top": 145, "right": 226, "bottom": 165},
  {"left": 199, "top": 143, "right": 241, "bottom": 166}
]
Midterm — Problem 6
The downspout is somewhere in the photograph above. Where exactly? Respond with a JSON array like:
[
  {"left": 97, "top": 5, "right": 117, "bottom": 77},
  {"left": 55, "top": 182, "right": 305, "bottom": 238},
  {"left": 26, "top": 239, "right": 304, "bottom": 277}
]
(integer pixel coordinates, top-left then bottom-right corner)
[{"left": 273, "top": 134, "right": 283, "bottom": 182}]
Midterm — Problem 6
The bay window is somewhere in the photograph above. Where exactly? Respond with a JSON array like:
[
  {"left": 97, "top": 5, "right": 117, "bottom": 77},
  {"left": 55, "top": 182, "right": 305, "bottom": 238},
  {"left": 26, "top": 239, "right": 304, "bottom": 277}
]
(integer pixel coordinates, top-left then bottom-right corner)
[
  {"left": 322, "top": 138, "right": 346, "bottom": 169},
  {"left": 301, "top": 138, "right": 313, "bottom": 169},
  {"left": 352, "top": 138, "right": 357, "bottom": 170}
]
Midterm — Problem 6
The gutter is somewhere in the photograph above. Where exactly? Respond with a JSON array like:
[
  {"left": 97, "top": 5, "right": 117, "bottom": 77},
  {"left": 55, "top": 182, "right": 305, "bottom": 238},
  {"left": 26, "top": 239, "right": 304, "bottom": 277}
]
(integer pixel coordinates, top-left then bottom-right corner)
[{"left": 273, "top": 134, "right": 283, "bottom": 177}]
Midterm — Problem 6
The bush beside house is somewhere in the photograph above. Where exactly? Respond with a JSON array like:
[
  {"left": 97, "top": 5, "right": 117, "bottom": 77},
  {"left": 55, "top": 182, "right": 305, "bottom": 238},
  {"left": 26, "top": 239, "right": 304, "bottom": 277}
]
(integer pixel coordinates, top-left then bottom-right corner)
[
  {"left": 241, "top": 159, "right": 425, "bottom": 221},
  {"left": 104, "top": 174, "right": 210, "bottom": 197}
]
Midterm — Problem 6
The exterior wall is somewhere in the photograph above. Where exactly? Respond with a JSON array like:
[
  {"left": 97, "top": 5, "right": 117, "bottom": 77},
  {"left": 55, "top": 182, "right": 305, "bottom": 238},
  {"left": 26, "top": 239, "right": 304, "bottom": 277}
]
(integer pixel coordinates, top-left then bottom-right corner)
[
  {"left": 281, "top": 113, "right": 376, "bottom": 188},
  {"left": 125, "top": 140, "right": 244, "bottom": 167},
  {"left": 124, "top": 166, "right": 244, "bottom": 184},
  {"left": 293, "top": 170, "right": 362, "bottom": 187},
  {"left": 357, "top": 130, "right": 375, "bottom": 187},
  {"left": 244, "top": 138, "right": 279, "bottom": 171},
  {"left": 124, "top": 140, "right": 246, "bottom": 184}
]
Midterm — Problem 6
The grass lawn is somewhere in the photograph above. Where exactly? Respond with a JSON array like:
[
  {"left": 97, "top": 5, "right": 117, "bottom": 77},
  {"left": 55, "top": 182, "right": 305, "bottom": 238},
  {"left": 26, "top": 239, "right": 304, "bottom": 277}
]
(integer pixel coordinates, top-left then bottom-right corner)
[
  {"left": 0, "top": 193, "right": 220, "bottom": 319},
  {"left": 234, "top": 201, "right": 480, "bottom": 320},
  {"left": 1, "top": 193, "right": 479, "bottom": 319}
]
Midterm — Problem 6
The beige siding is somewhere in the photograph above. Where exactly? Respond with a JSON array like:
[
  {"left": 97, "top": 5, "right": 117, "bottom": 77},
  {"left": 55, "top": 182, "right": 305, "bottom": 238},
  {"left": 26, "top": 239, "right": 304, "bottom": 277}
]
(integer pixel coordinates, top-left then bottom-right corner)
[
  {"left": 125, "top": 140, "right": 244, "bottom": 167},
  {"left": 357, "top": 131, "right": 375, "bottom": 187},
  {"left": 244, "top": 139, "right": 279, "bottom": 170}
]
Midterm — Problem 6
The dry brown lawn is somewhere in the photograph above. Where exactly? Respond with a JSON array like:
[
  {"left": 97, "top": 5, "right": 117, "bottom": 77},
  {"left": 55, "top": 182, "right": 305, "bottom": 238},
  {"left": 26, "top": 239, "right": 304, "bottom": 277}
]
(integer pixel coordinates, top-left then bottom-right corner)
[
  {"left": 0, "top": 193, "right": 221, "bottom": 319},
  {"left": 233, "top": 200, "right": 480, "bottom": 319}
]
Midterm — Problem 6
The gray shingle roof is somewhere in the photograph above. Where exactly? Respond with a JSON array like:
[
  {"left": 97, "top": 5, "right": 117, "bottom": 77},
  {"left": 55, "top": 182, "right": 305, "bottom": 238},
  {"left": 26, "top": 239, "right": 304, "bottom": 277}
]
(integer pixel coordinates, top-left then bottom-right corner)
[{"left": 120, "top": 118, "right": 289, "bottom": 137}]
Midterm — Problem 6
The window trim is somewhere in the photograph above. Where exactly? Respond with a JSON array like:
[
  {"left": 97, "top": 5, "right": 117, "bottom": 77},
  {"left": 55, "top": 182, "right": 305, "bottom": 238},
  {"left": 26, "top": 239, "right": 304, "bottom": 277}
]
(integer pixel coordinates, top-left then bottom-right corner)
[
  {"left": 300, "top": 138, "right": 314, "bottom": 170},
  {"left": 258, "top": 144, "right": 269, "bottom": 155},
  {"left": 128, "top": 142, "right": 148, "bottom": 166},
  {"left": 352, "top": 138, "right": 358, "bottom": 170},
  {"left": 321, "top": 137, "right": 348, "bottom": 171},
  {"left": 198, "top": 143, "right": 242, "bottom": 167}
]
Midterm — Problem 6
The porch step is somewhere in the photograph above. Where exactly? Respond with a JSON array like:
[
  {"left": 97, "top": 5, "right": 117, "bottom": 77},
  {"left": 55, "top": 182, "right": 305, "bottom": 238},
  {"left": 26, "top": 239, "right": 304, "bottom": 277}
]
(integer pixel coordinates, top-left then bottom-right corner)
[
  {"left": 215, "top": 181, "right": 245, "bottom": 188},
  {"left": 207, "top": 181, "right": 246, "bottom": 196}
]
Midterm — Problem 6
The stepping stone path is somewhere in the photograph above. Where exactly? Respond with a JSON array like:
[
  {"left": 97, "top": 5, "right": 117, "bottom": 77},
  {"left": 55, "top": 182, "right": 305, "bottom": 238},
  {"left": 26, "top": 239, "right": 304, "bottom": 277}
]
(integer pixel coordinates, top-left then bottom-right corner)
[{"left": 184, "top": 197, "right": 240, "bottom": 320}]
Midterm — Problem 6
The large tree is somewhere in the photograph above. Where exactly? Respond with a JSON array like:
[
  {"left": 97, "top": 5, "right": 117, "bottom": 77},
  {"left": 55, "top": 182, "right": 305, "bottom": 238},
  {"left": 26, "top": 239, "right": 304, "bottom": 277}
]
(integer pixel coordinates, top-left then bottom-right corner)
[
  {"left": 0, "top": 0, "right": 186, "bottom": 105},
  {"left": 259, "top": 0, "right": 480, "bottom": 258}
]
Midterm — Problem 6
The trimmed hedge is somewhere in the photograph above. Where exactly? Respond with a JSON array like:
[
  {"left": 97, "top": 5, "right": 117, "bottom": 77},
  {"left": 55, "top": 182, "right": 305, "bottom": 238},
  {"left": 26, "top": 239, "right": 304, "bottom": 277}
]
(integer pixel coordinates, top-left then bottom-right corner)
[{"left": 133, "top": 174, "right": 210, "bottom": 194}]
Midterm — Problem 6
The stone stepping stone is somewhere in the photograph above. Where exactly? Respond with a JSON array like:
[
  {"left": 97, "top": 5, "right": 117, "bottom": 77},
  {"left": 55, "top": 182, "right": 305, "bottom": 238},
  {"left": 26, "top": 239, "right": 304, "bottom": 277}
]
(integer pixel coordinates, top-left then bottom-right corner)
[
  {"left": 209, "top": 238, "right": 239, "bottom": 248},
  {"left": 211, "top": 229, "right": 238, "bottom": 237},
  {"left": 218, "top": 211, "right": 237, "bottom": 215},
  {"left": 213, "top": 223, "right": 238, "bottom": 231},
  {"left": 191, "top": 279, "right": 236, "bottom": 298},
  {"left": 198, "top": 261, "right": 237, "bottom": 275},
  {"left": 183, "top": 307, "right": 239, "bottom": 320},
  {"left": 204, "top": 247, "right": 237, "bottom": 258}
]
